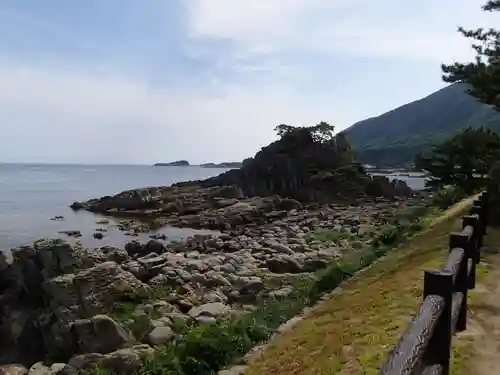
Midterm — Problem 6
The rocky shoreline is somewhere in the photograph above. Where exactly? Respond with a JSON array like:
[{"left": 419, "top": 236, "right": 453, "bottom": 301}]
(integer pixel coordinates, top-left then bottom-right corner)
[
  {"left": 0, "top": 187, "right": 426, "bottom": 374},
  {"left": 1, "top": 124, "right": 427, "bottom": 374}
]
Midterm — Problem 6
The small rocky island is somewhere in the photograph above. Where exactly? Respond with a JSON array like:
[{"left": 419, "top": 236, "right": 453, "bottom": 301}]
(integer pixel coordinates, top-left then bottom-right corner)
[
  {"left": 1, "top": 124, "right": 420, "bottom": 374},
  {"left": 199, "top": 162, "right": 242, "bottom": 169},
  {"left": 153, "top": 160, "right": 190, "bottom": 167},
  {"left": 154, "top": 161, "right": 243, "bottom": 169}
]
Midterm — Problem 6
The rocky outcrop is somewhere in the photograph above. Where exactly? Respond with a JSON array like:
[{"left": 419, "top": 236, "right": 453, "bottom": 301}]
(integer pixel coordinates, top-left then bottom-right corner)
[
  {"left": 0, "top": 240, "right": 152, "bottom": 368},
  {"left": 1, "top": 193, "right": 425, "bottom": 373},
  {"left": 69, "top": 126, "right": 413, "bottom": 229},
  {"left": 198, "top": 127, "right": 412, "bottom": 201},
  {"left": 154, "top": 160, "right": 190, "bottom": 167}
]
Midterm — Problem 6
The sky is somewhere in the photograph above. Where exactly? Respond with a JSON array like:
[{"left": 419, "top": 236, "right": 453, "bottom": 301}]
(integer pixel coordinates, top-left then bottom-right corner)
[{"left": 0, "top": 1, "right": 496, "bottom": 164}]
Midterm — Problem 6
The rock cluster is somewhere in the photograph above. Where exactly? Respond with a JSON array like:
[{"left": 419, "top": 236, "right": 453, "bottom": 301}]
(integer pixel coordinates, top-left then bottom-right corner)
[
  {"left": 70, "top": 125, "right": 413, "bottom": 228},
  {"left": 1, "top": 197, "right": 423, "bottom": 374}
]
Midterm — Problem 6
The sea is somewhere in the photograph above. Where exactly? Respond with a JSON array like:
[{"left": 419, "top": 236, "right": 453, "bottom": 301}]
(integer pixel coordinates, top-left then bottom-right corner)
[{"left": 0, "top": 164, "right": 427, "bottom": 250}]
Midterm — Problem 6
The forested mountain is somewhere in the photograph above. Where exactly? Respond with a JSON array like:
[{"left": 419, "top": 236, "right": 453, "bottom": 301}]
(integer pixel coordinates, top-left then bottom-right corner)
[{"left": 344, "top": 83, "right": 500, "bottom": 167}]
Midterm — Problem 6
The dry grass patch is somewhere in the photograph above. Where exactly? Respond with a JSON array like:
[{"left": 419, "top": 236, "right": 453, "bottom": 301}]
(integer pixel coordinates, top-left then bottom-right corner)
[{"left": 245, "top": 202, "right": 475, "bottom": 375}]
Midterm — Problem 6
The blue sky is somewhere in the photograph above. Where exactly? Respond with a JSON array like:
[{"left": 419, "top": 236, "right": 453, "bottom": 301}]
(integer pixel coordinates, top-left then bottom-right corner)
[{"left": 0, "top": 0, "right": 496, "bottom": 164}]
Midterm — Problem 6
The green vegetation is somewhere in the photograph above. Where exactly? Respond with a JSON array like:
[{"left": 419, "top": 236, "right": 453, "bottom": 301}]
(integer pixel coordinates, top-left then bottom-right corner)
[
  {"left": 88, "top": 192, "right": 464, "bottom": 375},
  {"left": 274, "top": 121, "right": 335, "bottom": 142},
  {"left": 344, "top": 83, "right": 500, "bottom": 167},
  {"left": 415, "top": 127, "right": 500, "bottom": 192},
  {"left": 442, "top": 1, "right": 500, "bottom": 110},
  {"left": 310, "top": 228, "right": 351, "bottom": 244}
]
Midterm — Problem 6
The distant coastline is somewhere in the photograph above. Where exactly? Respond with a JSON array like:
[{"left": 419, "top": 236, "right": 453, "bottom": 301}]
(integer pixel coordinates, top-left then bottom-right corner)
[{"left": 154, "top": 160, "right": 242, "bottom": 169}]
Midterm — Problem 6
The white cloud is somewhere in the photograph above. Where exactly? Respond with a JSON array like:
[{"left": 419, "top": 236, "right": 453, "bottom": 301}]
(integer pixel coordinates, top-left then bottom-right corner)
[
  {"left": 186, "top": 0, "right": 495, "bottom": 62},
  {"left": 0, "top": 1, "right": 497, "bottom": 164},
  {"left": 0, "top": 59, "right": 339, "bottom": 164}
]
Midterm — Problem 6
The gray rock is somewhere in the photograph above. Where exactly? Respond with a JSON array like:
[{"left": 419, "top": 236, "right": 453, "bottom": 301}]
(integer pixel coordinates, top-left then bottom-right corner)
[
  {"left": 144, "top": 240, "right": 167, "bottom": 254},
  {"left": 265, "top": 255, "right": 302, "bottom": 273},
  {"left": 101, "top": 345, "right": 155, "bottom": 374},
  {"left": 146, "top": 326, "right": 173, "bottom": 345},
  {"left": 239, "top": 277, "right": 264, "bottom": 295},
  {"left": 100, "top": 246, "right": 129, "bottom": 263},
  {"left": 72, "top": 261, "right": 152, "bottom": 315},
  {"left": 0, "top": 365, "right": 28, "bottom": 375},
  {"left": 196, "top": 315, "right": 217, "bottom": 325},
  {"left": 27, "top": 363, "right": 72, "bottom": 375},
  {"left": 302, "top": 258, "right": 329, "bottom": 272},
  {"left": 70, "top": 315, "right": 129, "bottom": 354},
  {"left": 69, "top": 345, "right": 154, "bottom": 374},
  {"left": 269, "top": 287, "right": 294, "bottom": 300},
  {"left": 188, "top": 302, "right": 230, "bottom": 318},
  {"left": 218, "top": 365, "right": 248, "bottom": 375},
  {"left": 124, "top": 240, "right": 143, "bottom": 256},
  {"left": 34, "top": 239, "right": 79, "bottom": 277},
  {"left": 93, "top": 232, "right": 104, "bottom": 240}
]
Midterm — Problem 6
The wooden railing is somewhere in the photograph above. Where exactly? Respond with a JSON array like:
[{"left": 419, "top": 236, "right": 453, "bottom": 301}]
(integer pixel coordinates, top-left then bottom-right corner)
[{"left": 379, "top": 192, "right": 489, "bottom": 375}]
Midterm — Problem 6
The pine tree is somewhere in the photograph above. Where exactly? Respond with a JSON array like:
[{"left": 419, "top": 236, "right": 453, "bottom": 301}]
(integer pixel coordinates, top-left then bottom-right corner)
[
  {"left": 442, "top": 1, "right": 500, "bottom": 109},
  {"left": 415, "top": 127, "right": 500, "bottom": 192}
]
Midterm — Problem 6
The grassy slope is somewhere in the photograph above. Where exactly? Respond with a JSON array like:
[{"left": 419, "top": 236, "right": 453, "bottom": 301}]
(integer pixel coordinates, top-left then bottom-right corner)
[{"left": 245, "top": 197, "right": 479, "bottom": 375}]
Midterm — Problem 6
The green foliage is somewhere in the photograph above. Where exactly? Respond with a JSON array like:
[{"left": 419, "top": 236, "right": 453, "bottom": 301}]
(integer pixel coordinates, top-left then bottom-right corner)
[
  {"left": 310, "top": 228, "right": 351, "bottom": 243},
  {"left": 344, "top": 83, "right": 500, "bottom": 168},
  {"left": 274, "top": 121, "right": 335, "bottom": 143},
  {"left": 415, "top": 127, "right": 500, "bottom": 192},
  {"left": 374, "top": 225, "right": 400, "bottom": 246},
  {"left": 430, "top": 186, "right": 468, "bottom": 209},
  {"left": 442, "top": 1, "right": 500, "bottom": 109}
]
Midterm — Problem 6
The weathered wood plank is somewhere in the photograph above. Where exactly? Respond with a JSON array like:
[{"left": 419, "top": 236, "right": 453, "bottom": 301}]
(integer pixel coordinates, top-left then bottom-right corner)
[
  {"left": 421, "top": 364, "right": 444, "bottom": 375},
  {"left": 442, "top": 248, "right": 464, "bottom": 282},
  {"left": 451, "top": 292, "right": 464, "bottom": 333},
  {"left": 378, "top": 295, "right": 445, "bottom": 375}
]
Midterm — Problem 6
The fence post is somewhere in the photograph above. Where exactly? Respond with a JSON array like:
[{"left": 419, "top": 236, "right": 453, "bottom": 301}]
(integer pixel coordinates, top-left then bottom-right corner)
[
  {"left": 470, "top": 205, "right": 484, "bottom": 250},
  {"left": 422, "top": 269, "right": 453, "bottom": 375},
  {"left": 480, "top": 192, "right": 489, "bottom": 233},
  {"left": 462, "top": 215, "right": 479, "bottom": 289},
  {"left": 450, "top": 232, "right": 469, "bottom": 332}
]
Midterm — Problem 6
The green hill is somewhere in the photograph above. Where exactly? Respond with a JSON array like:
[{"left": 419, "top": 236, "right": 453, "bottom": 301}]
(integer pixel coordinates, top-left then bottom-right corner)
[{"left": 343, "top": 83, "right": 500, "bottom": 167}]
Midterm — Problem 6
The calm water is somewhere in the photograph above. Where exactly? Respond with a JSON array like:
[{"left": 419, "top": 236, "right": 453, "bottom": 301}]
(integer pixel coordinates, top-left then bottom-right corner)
[
  {"left": 0, "top": 164, "right": 427, "bottom": 250},
  {"left": 0, "top": 164, "right": 231, "bottom": 250}
]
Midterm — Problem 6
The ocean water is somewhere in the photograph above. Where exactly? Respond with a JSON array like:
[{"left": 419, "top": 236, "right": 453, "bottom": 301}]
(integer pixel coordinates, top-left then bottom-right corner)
[
  {"left": 0, "top": 164, "right": 427, "bottom": 250},
  {"left": 0, "top": 164, "right": 231, "bottom": 250}
]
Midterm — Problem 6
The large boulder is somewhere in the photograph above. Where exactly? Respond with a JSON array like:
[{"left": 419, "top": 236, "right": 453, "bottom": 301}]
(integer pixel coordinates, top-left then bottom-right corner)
[
  {"left": 34, "top": 239, "right": 79, "bottom": 278},
  {"left": 43, "top": 261, "right": 152, "bottom": 317},
  {"left": 70, "top": 187, "right": 166, "bottom": 212},
  {"left": 0, "top": 365, "right": 28, "bottom": 375},
  {"left": 265, "top": 255, "right": 303, "bottom": 274},
  {"left": 70, "top": 315, "right": 129, "bottom": 354},
  {"left": 68, "top": 345, "right": 155, "bottom": 375}
]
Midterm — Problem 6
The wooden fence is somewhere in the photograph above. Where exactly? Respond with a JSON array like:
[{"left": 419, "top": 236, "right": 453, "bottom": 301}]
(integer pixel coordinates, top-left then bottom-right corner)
[{"left": 379, "top": 192, "right": 489, "bottom": 375}]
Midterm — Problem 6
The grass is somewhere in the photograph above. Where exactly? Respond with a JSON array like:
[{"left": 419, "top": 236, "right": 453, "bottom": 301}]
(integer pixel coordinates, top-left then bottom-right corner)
[
  {"left": 310, "top": 229, "right": 352, "bottom": 244},
  {"left": 245, "top": 197, "right": 478, "bottom": 375}
]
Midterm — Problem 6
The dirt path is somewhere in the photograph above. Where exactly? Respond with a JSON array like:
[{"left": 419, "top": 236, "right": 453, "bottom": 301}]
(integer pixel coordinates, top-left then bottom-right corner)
[{"left": 460, "top": 227, "right": 500, "bottom": 375}]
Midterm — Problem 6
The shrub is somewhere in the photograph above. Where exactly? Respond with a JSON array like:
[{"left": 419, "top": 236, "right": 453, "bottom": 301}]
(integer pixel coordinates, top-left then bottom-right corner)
[
  {"left": 430, "top": 186, "right": 467, "bottom": 209},
  {"left": 310, "top": 229, "right": 350, "bottom": 243}
]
